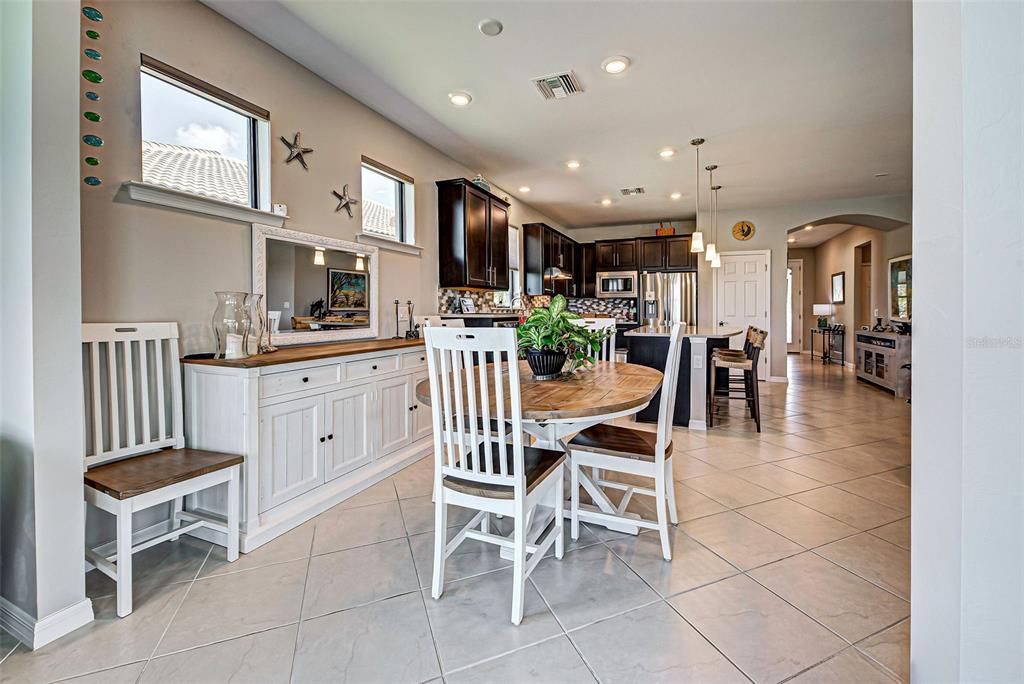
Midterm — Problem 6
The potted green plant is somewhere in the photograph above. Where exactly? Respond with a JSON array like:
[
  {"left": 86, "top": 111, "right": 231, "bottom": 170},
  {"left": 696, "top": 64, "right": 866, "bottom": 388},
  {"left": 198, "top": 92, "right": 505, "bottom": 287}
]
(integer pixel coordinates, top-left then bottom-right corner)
[{"left": 516, "top": 295, "right": 610, "bottom": 379}]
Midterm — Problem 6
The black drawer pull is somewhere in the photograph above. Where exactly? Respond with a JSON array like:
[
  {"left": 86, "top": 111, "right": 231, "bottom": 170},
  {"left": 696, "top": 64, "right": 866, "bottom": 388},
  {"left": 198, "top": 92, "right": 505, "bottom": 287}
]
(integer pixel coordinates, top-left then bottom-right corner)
[
  {"left": 319, "top": 436, "right": 326, "bottom": 443},
  {"left": 302, "top": 377, "right": 309, "bottom": 383},
  {"left": 420, "top": 356, "right": 425, "bottom": 361},
  {"left": 408, "top": 405, "right": 415, "bottom": 411},
  {"left": 371, "top": 364, "right": 378, "bottom": 370},
  {"left": 327, "top": 434, "right": 334, "bottom": 440}
]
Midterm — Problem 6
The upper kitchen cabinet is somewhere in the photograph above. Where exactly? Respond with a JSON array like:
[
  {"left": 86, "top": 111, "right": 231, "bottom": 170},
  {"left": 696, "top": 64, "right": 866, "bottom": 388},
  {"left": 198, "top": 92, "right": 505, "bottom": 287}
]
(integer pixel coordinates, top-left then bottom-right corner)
[
  {"left": 594, "top": 239, "right": 638, "bottom": 270},
  {"left": 436, "top": 178, "right": 511, "bottom": 290},
  {"left": 639, "top": 236, "right": 696, "bottom": 271},
  {"left": 524, "top": 222, "right": 576, "bottom": 296},
  {"left": 578, "top": 243, "right": 596, "bottom": 298}
]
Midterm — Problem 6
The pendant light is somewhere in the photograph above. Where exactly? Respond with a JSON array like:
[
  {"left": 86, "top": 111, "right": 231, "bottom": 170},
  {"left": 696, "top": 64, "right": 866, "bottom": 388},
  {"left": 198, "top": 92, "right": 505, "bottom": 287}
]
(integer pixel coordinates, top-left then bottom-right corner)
[
  {"left": 689, "top": 138, "right": 705, "bottom": 253},
  {"left": 711, "top": 184, "right": 722, "bottom": 268},
  {"left": 313, "top": 248, "right": 326, "bottom": 266},
  {"left": 704, "top": 164, "right": 718, "bottom": 262}
]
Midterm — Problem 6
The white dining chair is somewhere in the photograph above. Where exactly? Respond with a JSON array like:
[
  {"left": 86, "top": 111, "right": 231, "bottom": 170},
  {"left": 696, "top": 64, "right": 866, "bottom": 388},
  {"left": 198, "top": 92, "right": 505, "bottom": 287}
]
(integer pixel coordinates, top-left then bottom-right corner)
[
  {"left": 567, "top": 322, "right": 684, "bottom": 560},
  {"left": 420, "top": 315, "right": 465, "bottom": 328},
  {"left": 424, "top": 326, "right": 565, "bottom": 625},
  {"left": 82, "top": 323, "right": 241, "bottom": 617},
  {"left": 574, "top": 318, "right": 617, "bottom": 363}
]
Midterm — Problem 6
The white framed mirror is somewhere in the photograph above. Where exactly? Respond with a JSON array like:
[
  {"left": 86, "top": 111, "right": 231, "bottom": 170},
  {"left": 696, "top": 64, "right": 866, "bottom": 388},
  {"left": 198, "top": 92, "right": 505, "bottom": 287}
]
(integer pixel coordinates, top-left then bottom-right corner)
[{"left": 253, "top": 223, "right": 379, "bottom": 344}]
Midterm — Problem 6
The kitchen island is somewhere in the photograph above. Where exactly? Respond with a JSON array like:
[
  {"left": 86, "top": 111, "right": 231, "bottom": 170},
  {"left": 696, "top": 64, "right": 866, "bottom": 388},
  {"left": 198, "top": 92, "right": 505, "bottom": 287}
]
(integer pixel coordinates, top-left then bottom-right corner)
[{"left": 625, "top": 325, "right": 742, "bottom": 429}]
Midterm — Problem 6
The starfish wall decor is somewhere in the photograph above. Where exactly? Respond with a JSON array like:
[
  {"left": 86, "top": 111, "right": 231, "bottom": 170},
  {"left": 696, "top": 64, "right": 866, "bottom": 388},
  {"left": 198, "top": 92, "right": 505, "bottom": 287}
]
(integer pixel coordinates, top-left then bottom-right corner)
[
  {"left": 279, "top": 132, "right": 313, "bottom": 170},
  {"left": 332, "top": 184, "right": 359, "bottom": 218}
]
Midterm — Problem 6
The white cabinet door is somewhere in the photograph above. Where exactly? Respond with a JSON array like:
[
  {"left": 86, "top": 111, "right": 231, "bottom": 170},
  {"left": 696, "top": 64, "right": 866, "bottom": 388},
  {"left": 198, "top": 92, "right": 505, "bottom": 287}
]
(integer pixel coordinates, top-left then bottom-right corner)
[
  {"left": 377, "top": 375, "right": 414, "bottom": 456},
  {"left": 412, "top": 371, "right": 433, "bottom": 442},
  {"left": 324, "top": 382, "right": 374, "bottom": 481},
  {"left": 258, "top": 395, "right": 325, "bottom": 512}
]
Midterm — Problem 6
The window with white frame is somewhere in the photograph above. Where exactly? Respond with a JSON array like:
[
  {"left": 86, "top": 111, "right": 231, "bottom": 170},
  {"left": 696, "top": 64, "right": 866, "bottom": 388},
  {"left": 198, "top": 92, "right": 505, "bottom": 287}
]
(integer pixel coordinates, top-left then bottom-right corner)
[
  {"left": 361, "top": 157, "right": 415, "bottom": 244},
  {"left": 140, "top": 55, "right": 270, "bottom": 210}
]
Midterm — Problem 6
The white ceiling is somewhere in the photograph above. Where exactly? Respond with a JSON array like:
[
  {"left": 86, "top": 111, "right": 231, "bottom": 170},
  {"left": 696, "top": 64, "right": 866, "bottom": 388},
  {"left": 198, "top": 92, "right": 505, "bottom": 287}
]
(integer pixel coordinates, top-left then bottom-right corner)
[
  {"left": 207, "top": 0, "right": 912, "bottom": 229},
  {"left": 786, "top": 223, "right": 854, "bottom": 248}
]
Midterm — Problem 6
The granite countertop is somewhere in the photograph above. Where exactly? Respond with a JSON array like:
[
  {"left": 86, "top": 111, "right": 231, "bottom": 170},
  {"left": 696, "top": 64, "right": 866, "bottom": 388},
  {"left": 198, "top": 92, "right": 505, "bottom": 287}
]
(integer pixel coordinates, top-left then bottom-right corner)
[
  {"left": 440, "top": 312, "right": 524, "bottom": 319},
  {"left": 625, "top": 325, "right": 743, "bottom": 339}
]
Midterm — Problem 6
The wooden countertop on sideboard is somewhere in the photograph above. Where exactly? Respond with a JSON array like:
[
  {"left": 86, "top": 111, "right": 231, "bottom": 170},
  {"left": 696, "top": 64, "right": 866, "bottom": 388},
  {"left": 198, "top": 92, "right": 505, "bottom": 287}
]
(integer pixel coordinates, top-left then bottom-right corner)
[{"left": 183, "top": 338, "right": 425, "bottom": 369}]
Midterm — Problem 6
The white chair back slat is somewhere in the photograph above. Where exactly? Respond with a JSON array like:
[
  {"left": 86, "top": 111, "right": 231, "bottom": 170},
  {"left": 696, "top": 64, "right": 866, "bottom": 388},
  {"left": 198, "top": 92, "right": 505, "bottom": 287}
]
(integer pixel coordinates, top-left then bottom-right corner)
[
  {"left": 656, "top": 323, "right": 687, "bottom": 456},
  {"left": 575, "top": 318, "right": 617, "bottom": 363},
  {"left": 83, "top": 323, "right": 184, "bottom": 469},
  {"left": 420, "top": 316, "right": 466, "bottom": 328},
  {"left": 424, "top": 327, "right": 523, "bottom": 490}
]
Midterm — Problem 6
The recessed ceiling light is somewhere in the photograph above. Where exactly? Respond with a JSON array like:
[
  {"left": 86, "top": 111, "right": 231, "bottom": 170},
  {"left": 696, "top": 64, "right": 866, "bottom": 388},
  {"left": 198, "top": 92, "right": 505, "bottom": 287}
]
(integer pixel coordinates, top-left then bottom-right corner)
[
  {"left": 519, "top": 186, "right": 531, "bottom": 193},
  {"left": 670, "top": 192, "right": 682, "bottom": 200},
  {"left": 600, "top": 198, "right": 612, "bottom": 206},
  {"left": 478, "top": 19, "right": 503, "bottom": 37},
  {"left": 804, "top": 225, "right": 813, "bottom": 230},
  {"left": 787, "top": 237, "right": 796, "bottom": 243},
  {"left": 601, "top": 55, "right": 631, "bottom": 75},
  {"left": 566, "top": 160, "right": 581, "bottom": 170},
  {"left": 659, "top": 148, "right": 676, "bottom": 159},
  {"left": 448, "top": 91, "right": 472, "bottom": 107}
]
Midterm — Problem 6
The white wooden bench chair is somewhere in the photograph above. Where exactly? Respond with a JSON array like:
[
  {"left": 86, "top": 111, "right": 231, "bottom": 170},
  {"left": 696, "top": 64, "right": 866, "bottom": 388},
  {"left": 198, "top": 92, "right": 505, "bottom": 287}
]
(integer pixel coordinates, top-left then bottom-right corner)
[
  {"left": 423, "top": 327, "right": 565, "bottom": 625},
  {"left": 568, "top": 322, "right": 684, "bottom": 560},
  {"left": 82, "top": 323, "right": 242, "bottom": 617}
]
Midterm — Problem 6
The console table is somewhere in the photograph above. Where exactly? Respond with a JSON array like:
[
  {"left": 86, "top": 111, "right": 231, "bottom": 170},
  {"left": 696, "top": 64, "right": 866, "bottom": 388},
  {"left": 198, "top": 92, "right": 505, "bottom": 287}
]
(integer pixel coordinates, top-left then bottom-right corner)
[{"left": 810, "top": 327, "right": 846, "bottom": 366}]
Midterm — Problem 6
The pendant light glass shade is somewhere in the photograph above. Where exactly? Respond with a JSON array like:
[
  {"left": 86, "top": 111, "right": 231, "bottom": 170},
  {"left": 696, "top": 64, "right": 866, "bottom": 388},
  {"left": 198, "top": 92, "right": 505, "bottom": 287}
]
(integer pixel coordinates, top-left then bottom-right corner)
[
  {"left": 705, "top": 242, "right": 718, "bottom": 261},
  {"left": 711, "top": 251, "right": 721, "bottom": 268},
  {"left": 690, "top": 138, "right": 705, "bottom": 253}
]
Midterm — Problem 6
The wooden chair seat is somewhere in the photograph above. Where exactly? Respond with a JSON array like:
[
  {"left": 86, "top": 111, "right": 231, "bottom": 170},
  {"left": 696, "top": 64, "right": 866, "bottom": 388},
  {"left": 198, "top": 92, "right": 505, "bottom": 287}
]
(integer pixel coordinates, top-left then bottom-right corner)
[
  {"left": 569, "top": 423, "right": 673, "bottom": 462},
  {"left": 85, "top": 448, "right": 243, "bottom": 500},
  {"left": 712, "top": 348, "right": 747, "bottom": 358},
  {"left": 443, "top": 442, "right": 565, "bottom": 499}
]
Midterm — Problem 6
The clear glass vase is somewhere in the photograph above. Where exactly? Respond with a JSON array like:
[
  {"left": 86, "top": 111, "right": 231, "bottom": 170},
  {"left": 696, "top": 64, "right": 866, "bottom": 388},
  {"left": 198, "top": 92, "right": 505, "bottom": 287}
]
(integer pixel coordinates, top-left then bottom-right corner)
[
  {"left": 212, "top": 291, "right": 251, "bottom": 359},
  {"left": 248, "top": 293, "right": 277, "bottom": 354}
]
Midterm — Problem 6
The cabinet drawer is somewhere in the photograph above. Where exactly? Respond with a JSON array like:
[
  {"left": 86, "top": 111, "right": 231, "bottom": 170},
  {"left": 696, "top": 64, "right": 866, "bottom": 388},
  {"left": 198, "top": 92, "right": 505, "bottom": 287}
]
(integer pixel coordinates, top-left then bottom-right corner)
[
  {"left": 401, "top": 350, "right": 427, "bottom": 370},
  {"left": 346, "top": 355, "right": 399, "bottom": 380},
  {"left": 260, "top": 364, "right": 342, "bottom": 399}
]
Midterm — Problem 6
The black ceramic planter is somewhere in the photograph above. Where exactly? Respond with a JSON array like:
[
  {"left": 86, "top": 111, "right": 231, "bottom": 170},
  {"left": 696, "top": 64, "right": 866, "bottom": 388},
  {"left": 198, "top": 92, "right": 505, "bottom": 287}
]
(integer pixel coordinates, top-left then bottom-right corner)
[{"left": 525, "top": 349, "right": 567, "bottom": 380}]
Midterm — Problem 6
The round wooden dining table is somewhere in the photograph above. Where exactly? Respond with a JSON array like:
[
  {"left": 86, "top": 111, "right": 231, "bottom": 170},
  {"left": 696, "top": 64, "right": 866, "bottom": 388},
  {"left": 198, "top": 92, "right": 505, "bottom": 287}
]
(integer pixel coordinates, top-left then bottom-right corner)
[{"left": 414, "top": 360, "right": 664, "bottom": 536}]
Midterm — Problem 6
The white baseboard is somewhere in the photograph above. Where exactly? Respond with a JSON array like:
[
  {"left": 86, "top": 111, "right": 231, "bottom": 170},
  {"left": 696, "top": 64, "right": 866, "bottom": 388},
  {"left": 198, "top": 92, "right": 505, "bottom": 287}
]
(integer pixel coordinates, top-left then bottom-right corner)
[
  {"left": 687, "top": 420, "right": 707, "bottom": 431},
  {"left": 768, "top": 376, "right": 788, "bottom": 383},
  {"left": 0, "top": 596, "right": 94, "bottom": 650}
]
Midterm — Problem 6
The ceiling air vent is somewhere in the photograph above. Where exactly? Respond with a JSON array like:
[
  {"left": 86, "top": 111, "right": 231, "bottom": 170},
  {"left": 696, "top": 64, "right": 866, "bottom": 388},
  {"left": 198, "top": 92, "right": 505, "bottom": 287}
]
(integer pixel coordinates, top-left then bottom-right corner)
[
  {"left": 533, "top": 71, "right": 584, "bottom": 100},
  {"left": 619, "top": 187, "right": 646, "bottom": 196}
]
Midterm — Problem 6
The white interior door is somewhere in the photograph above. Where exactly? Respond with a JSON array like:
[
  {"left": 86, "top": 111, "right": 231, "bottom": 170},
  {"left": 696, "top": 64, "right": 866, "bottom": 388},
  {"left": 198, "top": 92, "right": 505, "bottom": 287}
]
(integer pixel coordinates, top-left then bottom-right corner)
[
  {"left": 716, "top": 252, "right": 770, "bottom": 379},
  {"left": 787, "top": 259, "right": 804, "bottom": 353}
]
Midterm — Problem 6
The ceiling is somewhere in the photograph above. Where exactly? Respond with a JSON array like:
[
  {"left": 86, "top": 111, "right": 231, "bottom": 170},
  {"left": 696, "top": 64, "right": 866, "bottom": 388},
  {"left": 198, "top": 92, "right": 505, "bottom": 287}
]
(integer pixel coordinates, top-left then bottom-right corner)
[
  {"left": 786, "top": 223, "right": 854, "bottom": 248},
  {"left": 206, "top": 1, "right": 912, "bottom": 229}
]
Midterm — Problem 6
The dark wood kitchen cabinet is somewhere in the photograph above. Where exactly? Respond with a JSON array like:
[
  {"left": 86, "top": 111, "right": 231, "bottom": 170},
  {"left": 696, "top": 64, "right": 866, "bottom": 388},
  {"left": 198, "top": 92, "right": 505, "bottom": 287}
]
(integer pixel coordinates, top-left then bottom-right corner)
[
  {"left": 639, "top": 236, "right": 696, "bottom": 271},
  {"left": 594, "top": 239, "right": 638, "bottom": 270},
  {"left": 436, "top": 178, "right": 510, "bottom": 290},
  {"left": 578, "top": 243, "right": 596, "bottom": 297},
  {"left": 524, "top": 222, "right": 578, "bottom": 296}
]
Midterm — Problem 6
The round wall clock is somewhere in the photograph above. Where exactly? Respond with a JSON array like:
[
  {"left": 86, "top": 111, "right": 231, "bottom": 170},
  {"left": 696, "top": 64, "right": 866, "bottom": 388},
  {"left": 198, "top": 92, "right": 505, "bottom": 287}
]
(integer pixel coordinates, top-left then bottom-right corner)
[{"left": 732, "top": 220, "right": 756, "bottom": 241}]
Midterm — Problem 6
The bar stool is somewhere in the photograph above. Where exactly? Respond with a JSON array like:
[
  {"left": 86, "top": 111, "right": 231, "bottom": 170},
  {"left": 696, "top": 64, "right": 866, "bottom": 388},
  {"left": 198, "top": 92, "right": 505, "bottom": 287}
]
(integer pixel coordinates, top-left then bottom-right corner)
[{"left": 708, "top": 326, "right": 766, "bottom": 432}]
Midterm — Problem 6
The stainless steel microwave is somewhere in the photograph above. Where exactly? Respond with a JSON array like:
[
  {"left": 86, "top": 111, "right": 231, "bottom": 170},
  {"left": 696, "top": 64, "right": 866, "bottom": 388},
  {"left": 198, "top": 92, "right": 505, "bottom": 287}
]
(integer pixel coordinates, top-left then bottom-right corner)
[{"left": 596, "top": 271, "right": 639, "bottom": 298}]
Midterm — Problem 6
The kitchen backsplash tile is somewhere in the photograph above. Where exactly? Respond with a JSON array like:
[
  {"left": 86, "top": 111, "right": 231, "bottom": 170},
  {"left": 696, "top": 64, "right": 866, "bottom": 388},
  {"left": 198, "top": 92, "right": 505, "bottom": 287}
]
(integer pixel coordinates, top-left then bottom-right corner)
[{"left": 437, "top": 289, "right": 635, "bottom": 322}]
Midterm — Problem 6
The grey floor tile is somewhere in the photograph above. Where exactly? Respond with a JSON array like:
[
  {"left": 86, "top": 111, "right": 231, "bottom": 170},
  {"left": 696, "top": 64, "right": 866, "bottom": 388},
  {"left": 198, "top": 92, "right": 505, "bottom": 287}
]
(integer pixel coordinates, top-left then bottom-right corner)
[
  {"left": 303, "top": 538, "right": 418, "bottom": 618},
  {"left": 86, "top": 536, "right": 211, "bottom": 599},
  {"left": 857, "top": 619, "right": 910, "bottom": 682},
  {"left": 156, "top": 559, "right": 306, "bottom": 654},
  {"left": 605, "top": 529, "right": 738, "bottom": 598},
  {"left": 409, "top": 528, "right": 512, "bottom": 588},
  {"left": 681, "top": 511, "right": 803, "bottom": 571},
  {"left": 141, "top": 624, "right": 297, "bottom": 683},
  {"left": 312, "top": 500, "right": 408, "bottom": 555},
  {"left": 731, "top": 463, "right": 824, "bottom": 495},
  {"left": 338, "top": 477, "right": 399, "bottom": 509},
  {"left": 446, "top": 636, "right": 596, "bottom": 684},
  {"left": 791, "top": 487, "right": 905, "bottom": 530},
  {"left": 293, "top": 593, "right": 441, "bottom": 683},
  {"left": 423, "top": 569, "right": 562, "bottom": 672},
  {"left": 392, "top": 457, "right": 435, "bottom": 499},
  {"left": 572, "top": 602, "right": 748, "bottom": 684},
  {"left": 58, "top": 662, "right": 148, "bottom": 683},
  {"left": 835, "top": 476, "right": 910, "bottom": 513},
  {"left": 201, "top": 520, "right": 314, "bottom": 578},
  {"left": 869, "top": 517, "right": 910, "bottom": 550},
  {"left": 683, "top": 472, "right": 779, "bottom": 508},
  {"left": 738, "top": 498, "right": 858, "bottom": 548},
  {"left": 0, "top": 584, "right": 187, "bottom": 682},
  {"left": 529, "top": 544, "right": 659, "bottom": 631},
  {"left": 750, "top": 552, "right": 909, "bottom": 643},
  {"left": 789, "top": 648, "right": 898, "bottom": 683},
  {"left": 816, "top": 534, "right": 910, "bottom": 600},
  {"left": 399, "top": 495, "right": 479, "bottom": 536},
  {"left": 671, "top": 575, "right": 846, "bottom": 684},
  {"left": 672, "top": 481, "right": 729, "bottom": 522}
]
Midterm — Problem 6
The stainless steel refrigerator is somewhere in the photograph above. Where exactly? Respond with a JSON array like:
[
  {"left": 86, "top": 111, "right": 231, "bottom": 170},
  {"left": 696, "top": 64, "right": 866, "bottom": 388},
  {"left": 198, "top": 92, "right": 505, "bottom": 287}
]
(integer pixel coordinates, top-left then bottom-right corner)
[{"left": 641, "top": 271, "right": 698, "bottom": 327}]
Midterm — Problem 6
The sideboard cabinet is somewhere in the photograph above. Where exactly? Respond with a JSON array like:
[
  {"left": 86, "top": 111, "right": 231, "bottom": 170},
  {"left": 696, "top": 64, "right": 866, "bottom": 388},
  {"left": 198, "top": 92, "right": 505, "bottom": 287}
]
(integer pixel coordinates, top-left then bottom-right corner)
[
  {"left": 855, "top": 331, "right": 911, "bottom": 398},
  {"left": 183, "top": 340, "right": 432, "bottom": 552}
]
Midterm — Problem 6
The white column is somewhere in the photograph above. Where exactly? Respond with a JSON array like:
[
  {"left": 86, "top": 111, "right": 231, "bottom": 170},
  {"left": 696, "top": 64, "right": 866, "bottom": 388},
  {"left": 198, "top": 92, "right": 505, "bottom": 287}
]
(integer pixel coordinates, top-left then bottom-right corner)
[
  {"left": 912, "top": 1, "right": 1024, "bottom": 681},
  {"left": 0, "top": 0, "right": 92, "bottom": 647},
  {"left": 688, "top": 337, "right": 708, "bottom": 430}
]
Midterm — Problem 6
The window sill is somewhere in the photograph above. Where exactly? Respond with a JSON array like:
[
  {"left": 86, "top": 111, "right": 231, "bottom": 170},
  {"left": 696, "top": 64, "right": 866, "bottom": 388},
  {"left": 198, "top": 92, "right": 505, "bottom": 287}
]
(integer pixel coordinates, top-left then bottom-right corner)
[
  {"left": 122, "top": 181, "right": 285, "bottom": 227},
  {"left": 355, "top": 232, "right": 423, "bottom": 256}
]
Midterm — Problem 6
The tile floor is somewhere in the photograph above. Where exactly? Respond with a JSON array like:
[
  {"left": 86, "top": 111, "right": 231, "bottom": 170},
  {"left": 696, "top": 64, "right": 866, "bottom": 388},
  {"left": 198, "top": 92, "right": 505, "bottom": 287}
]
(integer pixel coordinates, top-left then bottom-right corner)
[{"left": 0, "top": 355, "right": 910, "bottom": 683}]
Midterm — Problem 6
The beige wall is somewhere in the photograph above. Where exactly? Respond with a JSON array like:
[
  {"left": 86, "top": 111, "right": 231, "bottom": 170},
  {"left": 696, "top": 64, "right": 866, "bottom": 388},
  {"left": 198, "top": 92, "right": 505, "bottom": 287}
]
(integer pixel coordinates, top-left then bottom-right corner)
[
  {"left": 568, "top": 220, "right": 697, "bottom": 244},
  {"left": 786, "top": 248, "right": 817, "bottom": 351},
  {"left": 811, "top": 223, "right": 912, "bottom": 360},
  {"left": 81, "top": 0, "right": 563, "bottom": 354}
]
